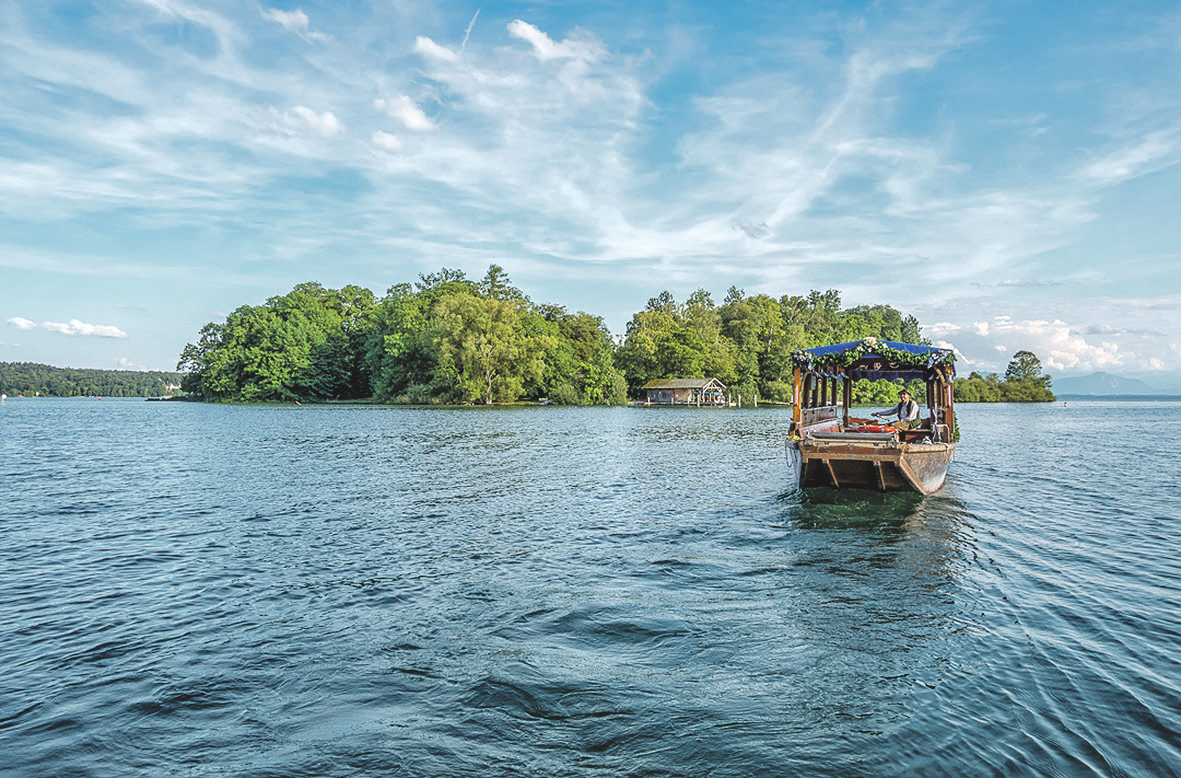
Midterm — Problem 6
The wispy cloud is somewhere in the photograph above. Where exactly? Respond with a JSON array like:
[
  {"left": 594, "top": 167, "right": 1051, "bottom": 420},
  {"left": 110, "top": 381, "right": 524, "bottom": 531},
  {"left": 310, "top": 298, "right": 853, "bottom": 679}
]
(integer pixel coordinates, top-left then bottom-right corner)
[
  {"left": 507, "top": 20, "right": 605, "bottom": 64},
  {"left": 374, "top": 96, "right": 436, "bottom": 132},
  {"left": 1080, "top": 129, "right": 1181, "bottom": 185},
  {"left": 461, "top": 10, "right": 480, "bottom": 53},
  {"left": 371, "top": 130, "right": 403, "bottom": 153},
  {"left": 268, "top": 105, "right": 346, "bottom": 137},
  {"left": 262, "top": 8, "right": 330, "bottom": 43},
  {"left": 8, "top": 318, "right": 128, "bottom": 338}
]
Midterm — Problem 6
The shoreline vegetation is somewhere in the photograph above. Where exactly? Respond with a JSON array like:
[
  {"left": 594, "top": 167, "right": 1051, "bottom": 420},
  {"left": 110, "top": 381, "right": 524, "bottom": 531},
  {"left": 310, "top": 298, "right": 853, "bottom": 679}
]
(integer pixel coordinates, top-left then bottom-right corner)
[
  {"left": 0, "top": 362, "right": 181, "bottom": 398},
  {"left": 172, "top": 266, "right": 1056, "bottom": 406}
]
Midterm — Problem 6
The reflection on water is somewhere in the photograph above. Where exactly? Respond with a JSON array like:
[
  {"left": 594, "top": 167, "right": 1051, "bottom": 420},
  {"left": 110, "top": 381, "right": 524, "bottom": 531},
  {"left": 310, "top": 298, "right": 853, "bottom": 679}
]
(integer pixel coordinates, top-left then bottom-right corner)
[
  {"left": 1, "top": 400, "right": 1179, "bottom": 777},
  {"left": 782, "top": 485, "right": 925, "bottom": 526}
]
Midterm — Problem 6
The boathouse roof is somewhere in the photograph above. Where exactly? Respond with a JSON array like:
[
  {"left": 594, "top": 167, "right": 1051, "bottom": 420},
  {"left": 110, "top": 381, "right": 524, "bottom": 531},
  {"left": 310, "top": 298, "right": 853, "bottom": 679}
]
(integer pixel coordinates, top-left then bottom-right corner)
[{"left": 641, "top": 378, "right": 726, "bottom": 390}]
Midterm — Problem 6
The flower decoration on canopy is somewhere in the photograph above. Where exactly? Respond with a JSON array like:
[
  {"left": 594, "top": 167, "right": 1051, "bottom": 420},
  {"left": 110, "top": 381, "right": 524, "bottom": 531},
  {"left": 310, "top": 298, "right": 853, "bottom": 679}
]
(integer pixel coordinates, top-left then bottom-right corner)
[{"left": 791, "top": 338, "right": 955, "bottom": 372}]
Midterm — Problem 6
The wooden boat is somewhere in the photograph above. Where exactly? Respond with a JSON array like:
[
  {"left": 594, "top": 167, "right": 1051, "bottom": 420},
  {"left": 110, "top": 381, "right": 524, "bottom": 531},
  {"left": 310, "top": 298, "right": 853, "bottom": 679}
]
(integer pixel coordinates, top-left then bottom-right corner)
[{"left": 786, "top": 338, "right": 957, "bottom": 495}]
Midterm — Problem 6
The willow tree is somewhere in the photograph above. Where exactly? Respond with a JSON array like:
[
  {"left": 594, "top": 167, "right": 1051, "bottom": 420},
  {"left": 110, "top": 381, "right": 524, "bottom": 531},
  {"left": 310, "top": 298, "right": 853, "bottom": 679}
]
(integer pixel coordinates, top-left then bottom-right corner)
[{"left": 428, "top": 295, "right": 549, "bottom": 405}]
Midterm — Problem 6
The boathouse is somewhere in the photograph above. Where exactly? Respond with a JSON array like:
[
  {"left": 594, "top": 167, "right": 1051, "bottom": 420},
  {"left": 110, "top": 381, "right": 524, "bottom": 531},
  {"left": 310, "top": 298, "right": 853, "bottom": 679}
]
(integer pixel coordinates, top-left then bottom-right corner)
[{"left": 642, "top": 378, "right": 727, "bottom": 406}]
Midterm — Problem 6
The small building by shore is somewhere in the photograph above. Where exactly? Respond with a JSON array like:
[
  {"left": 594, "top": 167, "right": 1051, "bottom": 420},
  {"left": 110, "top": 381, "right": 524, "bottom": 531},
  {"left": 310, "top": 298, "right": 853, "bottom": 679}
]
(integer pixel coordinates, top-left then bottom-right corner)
[{"left": 642, "top": 378, "right": 727, "bottom": 406}]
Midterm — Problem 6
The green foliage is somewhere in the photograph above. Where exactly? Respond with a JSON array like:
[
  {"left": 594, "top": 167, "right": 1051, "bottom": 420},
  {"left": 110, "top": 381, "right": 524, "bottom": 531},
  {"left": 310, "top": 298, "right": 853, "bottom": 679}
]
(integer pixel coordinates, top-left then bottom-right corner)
[
  {"left": 179, "top": 283, "right": 375, "bottom": 402},
  {"left": 176, "top": 269, "right": 959, "bottom": 407},
  {"left": 0, "top": 362, "right": 182, "bottom": 397},
  {"left": 998, "top": 379, "right": 1057, "bottom": 403},
  {"left": 954, "top": 357, "right": 1057, "bottom": 403},
  {"left": 795, "top": 338, "right": 951, "bottom": 370},
  {"left": 616, "top": 289, "right": 926, "bottom": 401},
  {"left": 954, "top": 371, "right": 1001, "bottom": 402},
  {"left": 178, "top": 267, "right": 625, "bottom": 406},
  {"left": 850, "top": 379, "right": 927, "bottom": 406},
  {"left": 1004, "top": 350, "right": 1053, "bottom": 390},
  {"left": 541, "top": 310, "right": 628, "bottom": 405},
  {"left": 851, "top": 379, "right": 900, "bottom": 405},
  {"left": 428, "top": 295, "right": 540, "bottom": 404}
]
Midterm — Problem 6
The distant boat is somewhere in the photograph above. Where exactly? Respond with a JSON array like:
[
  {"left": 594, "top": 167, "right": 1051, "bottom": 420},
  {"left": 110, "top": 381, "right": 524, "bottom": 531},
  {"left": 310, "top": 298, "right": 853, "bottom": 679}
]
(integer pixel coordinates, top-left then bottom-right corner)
[{"left": 786, "top": 338, "right": 958, "bottom": 495}]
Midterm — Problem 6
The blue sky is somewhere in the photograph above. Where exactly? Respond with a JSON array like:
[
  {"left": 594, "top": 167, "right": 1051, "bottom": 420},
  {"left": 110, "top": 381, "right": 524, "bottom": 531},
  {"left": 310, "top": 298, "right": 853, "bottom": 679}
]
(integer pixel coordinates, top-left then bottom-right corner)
[{"left": 3, "top": 0, "right": 1180, "bottom": 387}]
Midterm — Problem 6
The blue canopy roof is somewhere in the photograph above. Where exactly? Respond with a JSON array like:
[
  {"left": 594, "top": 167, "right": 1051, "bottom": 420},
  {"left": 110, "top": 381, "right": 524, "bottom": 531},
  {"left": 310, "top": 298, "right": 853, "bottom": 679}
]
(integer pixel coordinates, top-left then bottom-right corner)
[{"left": 792, "top": 338, "right": 955, "bottom": 381}]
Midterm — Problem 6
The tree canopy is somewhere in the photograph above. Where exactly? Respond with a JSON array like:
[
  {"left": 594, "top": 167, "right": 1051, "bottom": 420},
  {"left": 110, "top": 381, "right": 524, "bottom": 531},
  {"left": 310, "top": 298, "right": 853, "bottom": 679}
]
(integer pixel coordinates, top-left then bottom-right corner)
[
  {"left": 179, "top": 266, "right": 626, "bottom": 406},
  {"left": 615, "top": 287, "right": 924, "bottom": 402},
  {"left": 0, "top": 362, "right": 181, "bottom": 397},
  {"left": 953, "top": 350, "right": 1056, "bottom": 403}
]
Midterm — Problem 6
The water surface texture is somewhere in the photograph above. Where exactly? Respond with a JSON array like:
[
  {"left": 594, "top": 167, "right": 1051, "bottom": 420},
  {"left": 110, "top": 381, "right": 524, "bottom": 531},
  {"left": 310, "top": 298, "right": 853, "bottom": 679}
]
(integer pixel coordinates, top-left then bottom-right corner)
[{"left": 2, "top": 399, "right": 1179, "bottom": 777}]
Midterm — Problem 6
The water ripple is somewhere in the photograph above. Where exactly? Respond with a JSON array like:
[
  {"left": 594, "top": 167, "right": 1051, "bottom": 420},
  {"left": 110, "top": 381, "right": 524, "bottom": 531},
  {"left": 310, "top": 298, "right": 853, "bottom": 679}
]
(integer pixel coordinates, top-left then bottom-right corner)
[{"left": 2, "top": 400, "right": 1179, "bottom": 776}]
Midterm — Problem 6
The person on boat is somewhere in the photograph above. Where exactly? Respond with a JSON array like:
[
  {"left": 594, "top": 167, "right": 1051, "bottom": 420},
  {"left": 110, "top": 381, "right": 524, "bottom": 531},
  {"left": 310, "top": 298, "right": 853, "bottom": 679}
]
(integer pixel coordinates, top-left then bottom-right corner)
[{"left": 872, "top": 390, "right": 920, "bottom": 430}]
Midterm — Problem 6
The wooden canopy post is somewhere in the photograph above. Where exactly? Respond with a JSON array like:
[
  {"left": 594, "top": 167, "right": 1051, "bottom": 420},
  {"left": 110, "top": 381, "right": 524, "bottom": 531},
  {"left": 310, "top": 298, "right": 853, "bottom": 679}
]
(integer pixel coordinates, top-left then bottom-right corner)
[
  {"left": 944, "top": 366, "right": 956, "bottom": 439},
  {"left": 843, "top": 375, "right": 852, "bottom": 428},
  {"left": 792, "top": 367, "right": 802, "bottom": 426}
]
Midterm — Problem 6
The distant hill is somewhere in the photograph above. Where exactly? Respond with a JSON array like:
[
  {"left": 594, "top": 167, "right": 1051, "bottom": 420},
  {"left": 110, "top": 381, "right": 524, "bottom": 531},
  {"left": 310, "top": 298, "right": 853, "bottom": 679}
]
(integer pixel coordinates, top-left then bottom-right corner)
[{"left": 1052, "top": 372, "right": 1153, "bottom": 395}]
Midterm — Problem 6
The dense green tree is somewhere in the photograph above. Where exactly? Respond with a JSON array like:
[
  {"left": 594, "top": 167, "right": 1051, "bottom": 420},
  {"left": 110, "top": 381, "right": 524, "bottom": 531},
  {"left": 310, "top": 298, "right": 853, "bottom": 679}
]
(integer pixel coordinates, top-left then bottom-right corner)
[
  {"left": 615, "top": 302, "right": 712, "bottom": 393},
  {"left": 534, "top": 307, "right": 627, "bottom": 405},
  {"left": 365, "top": 283, "right": 433, "bottom": 401},
  {"left": 478, "top": 264, "right": 529, "bottom": 303},
  {"left": 954, "top": 371, "right": 1002, "bottom": 402},
  {"left": 851, "top": 379, "right": 900, "bottom": 405},
  {"left": 999, "top": 379, "right": 1056, "bottom": 402},
  {"left": 616, "top": 286, "right": 926, "bottom": 402},
  {"left": 1005, "top": 350, "right": 1051, "bottom": 388},
  {"left": 427, "top": 295, "right": 541, "bottom": 404},
  {"left": 998, "top": 350, "right": 1056, "bottom": 401},
  {"left": 0, "top": 362, "right": 182, "bottom": 397},
  {"left": 781, "top": 290, "right": 843, "bottom": 347},
  {"left": 953, "top": 355, "right": 1055, "bottom": 403}
]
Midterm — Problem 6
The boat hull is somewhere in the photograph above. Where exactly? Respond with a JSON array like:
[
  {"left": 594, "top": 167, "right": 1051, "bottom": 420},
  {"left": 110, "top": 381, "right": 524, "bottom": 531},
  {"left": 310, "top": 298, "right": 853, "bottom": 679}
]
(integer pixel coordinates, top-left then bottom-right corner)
[{"left": 787, "top": 439, "right": 955, "bottom": 495}]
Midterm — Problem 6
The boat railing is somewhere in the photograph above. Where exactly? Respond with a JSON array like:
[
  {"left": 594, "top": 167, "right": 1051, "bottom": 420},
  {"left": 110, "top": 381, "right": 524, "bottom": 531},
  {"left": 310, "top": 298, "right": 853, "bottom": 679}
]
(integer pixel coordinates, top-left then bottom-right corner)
[
  {"left": 800, "top": 405, "right": 840, "bottom": 427},
  {"left": 809, "top": 431, "right": 896, "bottom": 443}
]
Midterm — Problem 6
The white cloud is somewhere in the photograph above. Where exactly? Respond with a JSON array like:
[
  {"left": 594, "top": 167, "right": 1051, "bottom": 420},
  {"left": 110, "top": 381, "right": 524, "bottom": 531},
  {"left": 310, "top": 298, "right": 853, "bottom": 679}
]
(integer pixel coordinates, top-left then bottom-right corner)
[
  {"left": 8, "top": 318, "right": 128, "bottom": 338},
  {"left": 916, "top": 290, "right": 1181, "bottom": 379},
  {"left": 937, "top": 316, "right": 1125, "bottom": 373},
  {"left": 507, "top": 20, "right": 605, "bottom": 64},
  {"left": 132, "top": 0, "right": 244, "bottom": 56},
  {"left": 270, "top": 106, "right": 345, "bottom": 137},
  {"left": 42, "top": 320, "right": 129, "bottom": 338},
  {"left": 1080, "top": 130, "right": 1181, "bottom": 185},
  {"left": 371, "top": 130, "right": 403, "bottom": 152},
  {"left": 374, "top": 96, "right": 435, "bottom": 132},
  {"left": 414, "top": 36, "right": 460, "bottom": 63},
  {"left": 261, "top": 8, "right": 329, "bottom": 43}
]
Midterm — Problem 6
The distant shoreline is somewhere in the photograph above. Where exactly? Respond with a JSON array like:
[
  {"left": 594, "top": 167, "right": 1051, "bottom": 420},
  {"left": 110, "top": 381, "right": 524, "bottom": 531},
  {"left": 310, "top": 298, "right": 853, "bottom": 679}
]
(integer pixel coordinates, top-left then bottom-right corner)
[{"left": 1057, "top": 394, "right": 1181, "bottom": 401}]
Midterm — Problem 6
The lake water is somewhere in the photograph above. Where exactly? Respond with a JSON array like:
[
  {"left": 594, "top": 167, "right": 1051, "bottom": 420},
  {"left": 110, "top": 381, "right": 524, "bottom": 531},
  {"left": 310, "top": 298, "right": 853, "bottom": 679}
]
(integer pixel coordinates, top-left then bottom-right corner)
[{"left": 1, "top": 398, "right": 1179, "bottom": 777}]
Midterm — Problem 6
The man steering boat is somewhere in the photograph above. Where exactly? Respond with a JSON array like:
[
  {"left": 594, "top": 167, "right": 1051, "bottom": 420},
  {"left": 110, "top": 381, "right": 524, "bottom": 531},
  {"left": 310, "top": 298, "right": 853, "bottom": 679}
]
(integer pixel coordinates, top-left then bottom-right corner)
[{"left": 872, "top": 390, "right": 920, "bottom": 430}]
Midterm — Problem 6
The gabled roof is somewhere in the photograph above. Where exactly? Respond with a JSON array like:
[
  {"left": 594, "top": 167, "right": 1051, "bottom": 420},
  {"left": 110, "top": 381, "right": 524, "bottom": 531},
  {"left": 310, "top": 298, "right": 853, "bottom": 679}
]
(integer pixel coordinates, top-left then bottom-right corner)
[
  {"left": 642, "top": 377, "right": 726, "bottom": 390},
  {"left": 792, "top": 338, "right": 955, "bottom": 380}
]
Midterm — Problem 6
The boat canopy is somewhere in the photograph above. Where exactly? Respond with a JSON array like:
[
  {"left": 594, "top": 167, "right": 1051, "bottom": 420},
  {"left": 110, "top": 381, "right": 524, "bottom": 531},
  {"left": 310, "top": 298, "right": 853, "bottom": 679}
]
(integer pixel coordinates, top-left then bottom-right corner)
[{"left": 792, "top": 338, "right": 955, "bottom": 381}]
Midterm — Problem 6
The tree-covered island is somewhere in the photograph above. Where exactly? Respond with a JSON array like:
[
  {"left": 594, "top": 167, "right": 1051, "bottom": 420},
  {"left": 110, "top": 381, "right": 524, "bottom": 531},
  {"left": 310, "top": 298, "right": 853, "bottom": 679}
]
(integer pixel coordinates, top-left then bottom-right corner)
[{"left": 175, "top": 265, "right": 1055, "bottom": 405}]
